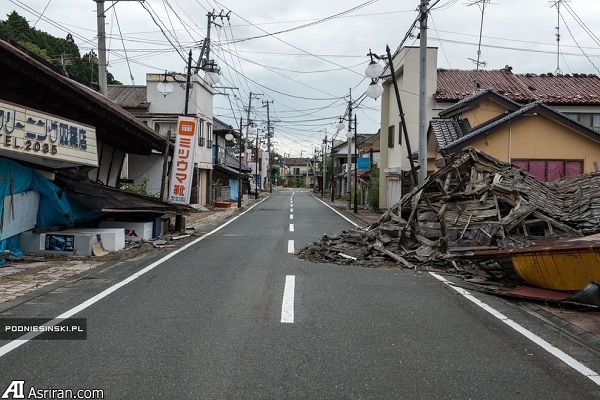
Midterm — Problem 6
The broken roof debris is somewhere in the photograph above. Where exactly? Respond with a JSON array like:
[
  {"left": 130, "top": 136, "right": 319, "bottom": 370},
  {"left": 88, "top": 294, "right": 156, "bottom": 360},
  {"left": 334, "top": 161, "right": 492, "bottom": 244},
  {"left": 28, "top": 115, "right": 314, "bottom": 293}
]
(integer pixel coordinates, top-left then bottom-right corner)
[{"left": 298, "top": 148, "right": 600, "bottom": 307}]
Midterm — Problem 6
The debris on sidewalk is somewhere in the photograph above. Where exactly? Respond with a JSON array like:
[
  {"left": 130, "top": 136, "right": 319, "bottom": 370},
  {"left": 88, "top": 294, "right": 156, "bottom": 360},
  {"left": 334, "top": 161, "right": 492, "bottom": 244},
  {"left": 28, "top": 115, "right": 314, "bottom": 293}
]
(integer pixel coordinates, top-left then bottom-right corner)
[{"left": 298, "top": 148, "right": 600, "bottom": 306}]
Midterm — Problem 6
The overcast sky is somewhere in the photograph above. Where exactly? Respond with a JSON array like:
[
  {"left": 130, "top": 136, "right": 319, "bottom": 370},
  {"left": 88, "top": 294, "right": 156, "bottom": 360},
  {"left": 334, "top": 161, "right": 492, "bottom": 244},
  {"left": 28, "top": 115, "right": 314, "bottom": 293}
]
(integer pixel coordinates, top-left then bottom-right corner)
[{"left": 3, "top": 0, "right": 600, "bottom": 157}]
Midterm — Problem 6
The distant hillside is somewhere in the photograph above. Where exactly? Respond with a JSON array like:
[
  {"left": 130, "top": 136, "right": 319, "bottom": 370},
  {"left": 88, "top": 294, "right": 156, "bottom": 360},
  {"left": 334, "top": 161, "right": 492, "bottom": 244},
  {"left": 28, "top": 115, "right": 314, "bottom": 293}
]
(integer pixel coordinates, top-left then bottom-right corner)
[{"left": 0, "top": 11, "right": 121, "bottom": 86}]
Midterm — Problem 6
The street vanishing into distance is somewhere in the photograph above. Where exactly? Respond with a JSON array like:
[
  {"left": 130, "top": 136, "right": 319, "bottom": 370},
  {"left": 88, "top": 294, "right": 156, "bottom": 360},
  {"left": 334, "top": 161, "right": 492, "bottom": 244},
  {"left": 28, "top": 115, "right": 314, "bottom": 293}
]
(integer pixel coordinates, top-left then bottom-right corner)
[{"left": 0, "top": 189, "right": 599, "bottom": 399}]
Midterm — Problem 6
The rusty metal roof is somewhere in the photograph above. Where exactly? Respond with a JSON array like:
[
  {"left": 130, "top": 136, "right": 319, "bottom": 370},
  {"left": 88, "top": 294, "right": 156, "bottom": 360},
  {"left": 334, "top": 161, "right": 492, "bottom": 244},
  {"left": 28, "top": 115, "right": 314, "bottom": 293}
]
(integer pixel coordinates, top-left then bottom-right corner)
[{"left": 436, "top": 68, "right": 600, "bottom": 105}]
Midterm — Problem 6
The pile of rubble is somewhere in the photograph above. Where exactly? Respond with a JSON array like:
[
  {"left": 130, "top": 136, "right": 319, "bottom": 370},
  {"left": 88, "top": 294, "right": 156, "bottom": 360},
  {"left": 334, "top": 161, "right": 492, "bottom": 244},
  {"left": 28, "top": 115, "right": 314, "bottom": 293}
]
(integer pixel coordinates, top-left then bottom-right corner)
[{"left": 298, "top": 148, "right": 600, "bottom": 271}]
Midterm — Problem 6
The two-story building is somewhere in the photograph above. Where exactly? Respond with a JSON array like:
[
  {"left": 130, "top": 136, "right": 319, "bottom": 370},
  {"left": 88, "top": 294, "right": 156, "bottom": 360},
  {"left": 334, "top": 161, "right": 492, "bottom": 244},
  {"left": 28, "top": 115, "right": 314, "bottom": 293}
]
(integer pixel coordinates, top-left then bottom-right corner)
[
  {"left": 108, "top": 71, "right": 215, "bottom": 206},
  {"left": 0, "top": 36, "right": 181, "bottom": 257},
  {"left": 377, "top": 46, "right": 600, "bottom": 209}
]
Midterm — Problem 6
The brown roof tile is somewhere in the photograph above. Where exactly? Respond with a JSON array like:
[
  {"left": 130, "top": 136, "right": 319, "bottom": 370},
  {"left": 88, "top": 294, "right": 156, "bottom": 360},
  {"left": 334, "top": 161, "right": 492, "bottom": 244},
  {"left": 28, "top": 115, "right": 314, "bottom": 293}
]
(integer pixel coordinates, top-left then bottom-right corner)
[{"left": 436, "top": 68, "right": 600, "bottom": 105}]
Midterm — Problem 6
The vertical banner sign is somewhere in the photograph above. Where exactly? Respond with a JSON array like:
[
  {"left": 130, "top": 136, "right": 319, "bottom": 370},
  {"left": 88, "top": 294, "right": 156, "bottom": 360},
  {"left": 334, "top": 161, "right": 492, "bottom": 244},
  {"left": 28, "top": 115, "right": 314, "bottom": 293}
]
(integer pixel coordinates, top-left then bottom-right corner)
[{"left": 168, "top": 116, "right": 197, "bottom": 204}]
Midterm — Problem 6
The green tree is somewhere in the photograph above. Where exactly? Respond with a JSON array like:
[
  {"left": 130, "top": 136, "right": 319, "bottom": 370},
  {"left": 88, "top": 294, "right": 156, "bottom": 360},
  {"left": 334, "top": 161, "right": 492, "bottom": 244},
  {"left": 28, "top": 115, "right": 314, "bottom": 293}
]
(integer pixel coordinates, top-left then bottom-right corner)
[
  {"left": 0, "top": 11, "right": 121, "bottom": 86},
  {"left": 368, "top": 167, "right": 379, "bottom": 210}
]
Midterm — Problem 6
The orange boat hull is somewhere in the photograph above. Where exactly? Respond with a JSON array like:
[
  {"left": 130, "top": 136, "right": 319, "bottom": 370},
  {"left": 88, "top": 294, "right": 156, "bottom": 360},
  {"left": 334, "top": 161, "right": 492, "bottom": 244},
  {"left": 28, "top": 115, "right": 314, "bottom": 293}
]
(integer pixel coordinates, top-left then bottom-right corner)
[{"left": 511, "top": 237, "right": 600, "bottom": 291}]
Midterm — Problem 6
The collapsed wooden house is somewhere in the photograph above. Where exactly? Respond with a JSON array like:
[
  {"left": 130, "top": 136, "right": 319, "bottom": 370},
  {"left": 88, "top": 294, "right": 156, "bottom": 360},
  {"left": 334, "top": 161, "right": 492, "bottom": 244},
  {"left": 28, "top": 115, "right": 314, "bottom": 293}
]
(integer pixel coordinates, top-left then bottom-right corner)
[{"left": 299, "top": 148, "right": 600, "bottom": 270}]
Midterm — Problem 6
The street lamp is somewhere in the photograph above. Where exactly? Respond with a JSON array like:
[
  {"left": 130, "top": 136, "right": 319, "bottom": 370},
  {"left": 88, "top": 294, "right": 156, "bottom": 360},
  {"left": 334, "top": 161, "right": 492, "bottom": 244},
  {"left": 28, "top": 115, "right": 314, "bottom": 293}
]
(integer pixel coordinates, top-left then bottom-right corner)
[
  {"left": 157, "top": 72, "right": 174, "bottom": 97},
  {"left": 365, "top": 59, "right": 385, "bottom": 79},
  {"left": 365, "top": 59, "right": 385, "bottom": 100},
  {"left": 364, "top": 47, "right": 419, "bottom": 186}
]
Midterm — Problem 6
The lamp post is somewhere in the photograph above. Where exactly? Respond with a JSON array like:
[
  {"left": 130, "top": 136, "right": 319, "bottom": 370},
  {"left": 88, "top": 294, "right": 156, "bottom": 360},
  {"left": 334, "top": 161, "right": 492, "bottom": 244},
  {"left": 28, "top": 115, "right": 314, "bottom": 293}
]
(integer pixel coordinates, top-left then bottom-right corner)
[{"left": 364, "top": 47, "right": 419, "bottom": 186}]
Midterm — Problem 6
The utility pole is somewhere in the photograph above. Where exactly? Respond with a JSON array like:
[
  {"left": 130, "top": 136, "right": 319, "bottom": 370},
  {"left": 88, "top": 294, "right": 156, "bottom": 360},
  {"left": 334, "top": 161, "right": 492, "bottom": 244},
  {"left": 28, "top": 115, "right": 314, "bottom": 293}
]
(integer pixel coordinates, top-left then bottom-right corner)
[
  {"left": 95, "top": 0, "right": 141, "bottom": 96},
  {"left": 184, "top": 50, "right": 192, "bottom": 115},
  {"left": 95, "top": 0, "right": 107, "bottom": 96},
  {"left": 245, "top": 92, "right": 252, "bottom": 198},
  {"left": 238, "top": 117, "right": 243, "bottom": 209},
  {"left": 255, "top": 126, "right": 261, "bottom": 198},
  {"left": 264, "top": 100, "right": 274, "bottom": 193},
  {"left": 331, "top": 135, "right": 335, "bottom": 203},
  {"left": 196, "top": 10, "right": 230, "bottom": 72},
  {"left": 322, "top": 134, "right": 327, "bottom": 198},
  {"left": 418, "top": 0, "right": 429, "bottom": 184},
  {"left": 246, "top": 92, "right": 263, "bottom": 173},
  {"left": 354, "top": 114, "right": 358, "bottom": 214},
  {"left": 346, "top": 93, "right": 353, "bottom": 210},
  {"left": 245, "top": 92, "right": 254, "bottom": 154}
]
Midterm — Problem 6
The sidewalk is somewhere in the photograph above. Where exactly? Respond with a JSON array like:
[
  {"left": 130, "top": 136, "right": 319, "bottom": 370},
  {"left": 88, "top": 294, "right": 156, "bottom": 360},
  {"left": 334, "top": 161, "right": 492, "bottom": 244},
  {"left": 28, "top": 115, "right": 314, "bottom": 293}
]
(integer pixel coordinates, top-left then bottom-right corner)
[{"left": 0, "top": 195, "right": 261, "bottom": 308}]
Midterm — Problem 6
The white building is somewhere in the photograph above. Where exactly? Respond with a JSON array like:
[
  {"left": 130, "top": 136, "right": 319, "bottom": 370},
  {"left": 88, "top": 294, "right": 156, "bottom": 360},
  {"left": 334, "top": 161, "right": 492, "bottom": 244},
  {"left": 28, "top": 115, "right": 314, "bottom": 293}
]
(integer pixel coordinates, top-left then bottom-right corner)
[{"left": 110, "top": 72, "right": 215, "bottom": 206}]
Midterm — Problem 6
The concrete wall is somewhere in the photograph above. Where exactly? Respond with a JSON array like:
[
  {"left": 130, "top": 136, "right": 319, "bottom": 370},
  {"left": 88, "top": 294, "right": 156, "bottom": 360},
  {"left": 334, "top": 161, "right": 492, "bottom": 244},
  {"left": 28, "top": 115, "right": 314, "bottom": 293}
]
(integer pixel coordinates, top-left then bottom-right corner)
[{"left": 379, "top": 46, "right": 438, "bottom": 209}]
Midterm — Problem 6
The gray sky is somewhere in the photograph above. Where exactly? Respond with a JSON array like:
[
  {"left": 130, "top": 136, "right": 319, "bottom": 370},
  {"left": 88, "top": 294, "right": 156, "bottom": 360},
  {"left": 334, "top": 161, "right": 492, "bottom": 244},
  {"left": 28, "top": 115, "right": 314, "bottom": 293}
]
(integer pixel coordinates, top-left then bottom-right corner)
[{"left": 3, "top": 0, "right": 600, "bottom": 157}]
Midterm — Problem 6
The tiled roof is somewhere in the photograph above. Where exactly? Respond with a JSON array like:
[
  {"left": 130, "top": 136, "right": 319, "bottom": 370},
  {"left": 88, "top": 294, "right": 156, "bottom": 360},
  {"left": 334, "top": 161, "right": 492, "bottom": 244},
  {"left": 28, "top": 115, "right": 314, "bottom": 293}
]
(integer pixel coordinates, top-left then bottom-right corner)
[
  {"left": 213, "top": 117, "right": 234, "bottom": 132},
  {"left": 439, "top": 87, "right": 522, "bottom": 118},
  {"left": 438, "top": 100, "right": 600, "bottom": 154},
  {"left": 430, "top": 119, "right": 468, "bottom": 148},
  {"left": 106, "top": 85, "right": 148, "bottom": 108},
  {"left": 439, "top": 102, "right": 542, "bottom": 152},
  {"left": 283, "top": 157, "right": 310, "bottom": 166},
  {"left": 436, "top": 68, "right": 600, "bottom": 104}
]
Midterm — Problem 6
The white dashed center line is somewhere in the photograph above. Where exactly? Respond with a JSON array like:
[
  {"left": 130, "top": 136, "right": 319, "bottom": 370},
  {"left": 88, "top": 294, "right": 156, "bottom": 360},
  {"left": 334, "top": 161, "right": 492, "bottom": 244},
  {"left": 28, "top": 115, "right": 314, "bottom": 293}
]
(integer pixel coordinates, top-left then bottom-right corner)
[{"left": 281, "top": 275, "right": 295, "bottom": 323}]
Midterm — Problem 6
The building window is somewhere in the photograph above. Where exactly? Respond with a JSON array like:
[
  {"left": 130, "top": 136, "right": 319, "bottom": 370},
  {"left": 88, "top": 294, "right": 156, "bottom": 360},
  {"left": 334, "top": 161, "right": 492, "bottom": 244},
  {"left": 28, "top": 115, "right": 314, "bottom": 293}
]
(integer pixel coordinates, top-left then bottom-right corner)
[
  {"left": 207, "top": 123, "right": 213, "bottom": 147},
  {"left": 388, "top": 125, "right": 395, "bottom": 148},
  {"left": 398, "top": 123, "right": 402, "bottom": 145},
  {"left": 197, "top": 120, "right": 205, "bottom": 146},
  {"left": 154, "top": 122, "right": 176, "bottom": 139},
  {"left": 564, "top": 113, "right": 600, "bottom": 132},
  {"left": 512, "top": 159, "right": 583, "bottom": 182}
]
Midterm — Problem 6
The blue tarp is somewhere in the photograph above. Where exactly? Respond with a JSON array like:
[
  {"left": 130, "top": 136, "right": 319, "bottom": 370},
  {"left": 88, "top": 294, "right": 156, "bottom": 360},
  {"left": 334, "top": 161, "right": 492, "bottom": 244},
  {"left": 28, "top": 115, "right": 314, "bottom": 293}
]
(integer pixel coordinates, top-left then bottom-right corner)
[
  {"left": 229, "top": 178, "right": 238, "bottom": 201},
  {"left": 0, "top": 158, "right": 102, "bottom": 264}
]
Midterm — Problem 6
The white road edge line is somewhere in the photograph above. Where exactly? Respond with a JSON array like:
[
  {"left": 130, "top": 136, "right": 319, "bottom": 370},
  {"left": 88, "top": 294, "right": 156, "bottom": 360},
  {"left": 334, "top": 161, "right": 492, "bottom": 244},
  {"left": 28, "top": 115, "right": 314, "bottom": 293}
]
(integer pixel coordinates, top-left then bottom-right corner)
[
  {"left": 429, "top": 272, "right": 600, "bottom": 386},
  {"left": 281, "top": 275, "right": 295, "bottom": 323},
  {"left": 0, "top": 197, "right": 270, "bottom": 359},
  {"left": 289, "top": 224, "right": 294, "bottom": 232},
  {"left": 288, "top": 240, "right": 295, "bottom": 253},
  {"left": 314, "top": 197, "right": 360, "bottom": 228}
]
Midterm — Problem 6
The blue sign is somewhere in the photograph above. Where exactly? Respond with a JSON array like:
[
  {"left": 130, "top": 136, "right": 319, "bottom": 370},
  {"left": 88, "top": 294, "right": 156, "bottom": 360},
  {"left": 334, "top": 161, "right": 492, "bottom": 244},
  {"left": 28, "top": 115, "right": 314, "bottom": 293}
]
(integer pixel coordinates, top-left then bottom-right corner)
[{"left": 357, "top": 158, "right": 370, "bottom": 170}]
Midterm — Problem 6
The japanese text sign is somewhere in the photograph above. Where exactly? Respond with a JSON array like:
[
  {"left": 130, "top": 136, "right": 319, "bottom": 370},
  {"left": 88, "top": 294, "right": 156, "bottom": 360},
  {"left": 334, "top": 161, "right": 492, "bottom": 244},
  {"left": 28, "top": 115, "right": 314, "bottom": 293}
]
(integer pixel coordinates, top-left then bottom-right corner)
[{"left": 168, "top": 116, "right": 197, "bottom": 204}]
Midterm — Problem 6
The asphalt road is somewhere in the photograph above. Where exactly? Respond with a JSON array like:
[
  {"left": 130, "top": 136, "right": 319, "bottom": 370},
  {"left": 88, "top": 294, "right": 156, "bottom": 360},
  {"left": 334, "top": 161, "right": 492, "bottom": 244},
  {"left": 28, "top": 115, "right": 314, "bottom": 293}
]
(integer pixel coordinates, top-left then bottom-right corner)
[{"left": 0, "top": 188, "right": 599, "bottom": 399}]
